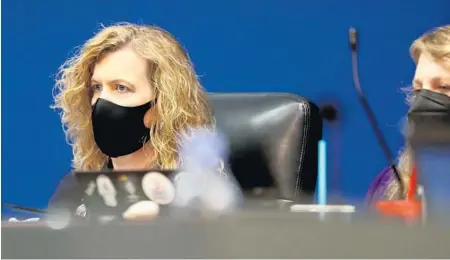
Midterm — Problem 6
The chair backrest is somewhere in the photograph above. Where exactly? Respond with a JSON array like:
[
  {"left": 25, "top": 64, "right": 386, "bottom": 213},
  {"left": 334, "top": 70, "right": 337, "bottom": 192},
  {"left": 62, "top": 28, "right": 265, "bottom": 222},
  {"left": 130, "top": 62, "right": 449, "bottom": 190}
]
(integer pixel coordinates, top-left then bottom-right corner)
[{"left": 209, "top": 93, "right": 323, "bottom": 201}]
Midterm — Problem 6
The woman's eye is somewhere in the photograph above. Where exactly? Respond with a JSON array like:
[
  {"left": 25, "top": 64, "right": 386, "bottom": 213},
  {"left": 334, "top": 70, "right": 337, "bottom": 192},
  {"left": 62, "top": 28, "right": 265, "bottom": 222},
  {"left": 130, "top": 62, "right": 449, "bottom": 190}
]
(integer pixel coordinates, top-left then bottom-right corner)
[
  {"left": 116, "top": 84, "right": 130, "bottom": 92},
  {"left": 92, "top": 84, "right": 102, "bottom": 92}
]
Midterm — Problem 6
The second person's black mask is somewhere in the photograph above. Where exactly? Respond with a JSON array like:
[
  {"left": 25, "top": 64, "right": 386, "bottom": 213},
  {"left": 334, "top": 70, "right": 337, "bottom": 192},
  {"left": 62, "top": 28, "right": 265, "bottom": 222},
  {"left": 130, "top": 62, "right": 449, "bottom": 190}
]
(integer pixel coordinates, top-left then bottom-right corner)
[{"left": 407, "top": 89, "right": 450, "bottom": 143}]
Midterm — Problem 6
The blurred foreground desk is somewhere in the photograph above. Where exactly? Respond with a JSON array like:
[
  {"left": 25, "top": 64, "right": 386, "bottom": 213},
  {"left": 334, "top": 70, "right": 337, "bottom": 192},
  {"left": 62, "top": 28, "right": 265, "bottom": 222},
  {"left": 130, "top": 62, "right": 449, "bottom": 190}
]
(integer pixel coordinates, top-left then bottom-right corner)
[{"left": 2, "top": 212, "right": 450, "bottom": 258}]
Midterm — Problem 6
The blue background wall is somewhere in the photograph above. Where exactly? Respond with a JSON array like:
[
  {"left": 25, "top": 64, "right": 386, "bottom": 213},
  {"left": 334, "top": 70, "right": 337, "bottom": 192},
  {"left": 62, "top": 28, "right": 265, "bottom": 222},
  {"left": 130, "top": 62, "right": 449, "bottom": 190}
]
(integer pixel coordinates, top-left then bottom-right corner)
[{"left": 3, "top": 0, "right": 450, "bottom": 210}]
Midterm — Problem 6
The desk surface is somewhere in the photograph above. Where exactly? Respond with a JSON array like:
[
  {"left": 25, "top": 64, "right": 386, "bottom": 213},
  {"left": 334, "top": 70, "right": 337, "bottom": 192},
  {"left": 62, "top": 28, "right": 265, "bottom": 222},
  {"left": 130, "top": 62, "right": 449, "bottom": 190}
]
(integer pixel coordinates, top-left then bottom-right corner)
[{"left": 3, "top": 211, "right": 450, "bottom": 258}]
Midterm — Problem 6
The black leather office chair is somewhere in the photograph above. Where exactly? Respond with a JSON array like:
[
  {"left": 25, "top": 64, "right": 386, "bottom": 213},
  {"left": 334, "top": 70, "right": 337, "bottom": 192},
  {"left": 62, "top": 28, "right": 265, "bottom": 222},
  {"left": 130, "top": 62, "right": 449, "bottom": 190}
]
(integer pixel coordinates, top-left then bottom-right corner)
[{"left": 209, "top": 93, "right": 323, "bottom": 202}]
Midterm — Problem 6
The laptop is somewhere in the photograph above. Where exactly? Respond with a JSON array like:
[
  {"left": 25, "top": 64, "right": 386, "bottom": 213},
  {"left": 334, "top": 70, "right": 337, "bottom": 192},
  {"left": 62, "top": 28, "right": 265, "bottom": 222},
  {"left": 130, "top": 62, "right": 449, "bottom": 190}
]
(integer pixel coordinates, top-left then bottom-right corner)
[{"left": 74, "top": 169, "right": 181, "bottom": 221}]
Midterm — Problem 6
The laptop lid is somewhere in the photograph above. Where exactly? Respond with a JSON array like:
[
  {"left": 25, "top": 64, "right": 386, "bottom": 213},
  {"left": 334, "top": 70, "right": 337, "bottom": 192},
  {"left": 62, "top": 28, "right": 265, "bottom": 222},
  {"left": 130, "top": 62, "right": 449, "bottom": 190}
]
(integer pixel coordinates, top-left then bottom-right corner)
[{"left": 74, "top": 169, "right": 179, "bottom": 221}]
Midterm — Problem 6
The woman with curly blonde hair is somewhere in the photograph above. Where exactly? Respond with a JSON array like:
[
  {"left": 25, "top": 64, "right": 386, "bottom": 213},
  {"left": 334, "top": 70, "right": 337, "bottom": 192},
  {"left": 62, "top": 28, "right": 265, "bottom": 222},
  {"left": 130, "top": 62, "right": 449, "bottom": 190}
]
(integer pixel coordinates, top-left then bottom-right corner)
[
  {"left": 50, "top": 23, "right": 214, "bottom": 220},
  {"left": 54, "top": 23, "right": 213, "bottom": 170},
  {"left": 367, "top": 24, "right": 450, "bottom": 202}
]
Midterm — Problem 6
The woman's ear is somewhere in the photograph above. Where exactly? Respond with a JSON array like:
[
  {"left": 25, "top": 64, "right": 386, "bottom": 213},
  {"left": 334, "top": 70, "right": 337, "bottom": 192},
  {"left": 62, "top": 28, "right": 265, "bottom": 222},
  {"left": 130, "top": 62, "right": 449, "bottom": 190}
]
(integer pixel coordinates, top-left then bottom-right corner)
[{"left": 144, "top": 107, "right": 157, "bottom": 128}]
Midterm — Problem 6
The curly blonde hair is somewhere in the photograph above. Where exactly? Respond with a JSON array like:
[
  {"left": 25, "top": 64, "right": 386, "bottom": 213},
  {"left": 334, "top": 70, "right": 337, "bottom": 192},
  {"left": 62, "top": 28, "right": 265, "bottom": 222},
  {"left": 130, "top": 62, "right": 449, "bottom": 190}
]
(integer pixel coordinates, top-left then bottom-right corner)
[
  {"left": 386, "top": 25, "right": 450, "bottom": 199},
  {"left": 53, "top": 23, "right": 213, "bottom": 170}
]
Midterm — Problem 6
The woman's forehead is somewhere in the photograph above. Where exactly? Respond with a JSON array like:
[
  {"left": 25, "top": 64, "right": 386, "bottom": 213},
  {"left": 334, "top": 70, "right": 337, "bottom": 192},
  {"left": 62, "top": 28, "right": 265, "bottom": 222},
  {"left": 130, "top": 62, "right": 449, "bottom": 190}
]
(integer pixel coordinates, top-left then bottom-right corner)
[
  {"left": 414, "top": 53, "right": 450, "bottom": 81},
  {"left": 92, "top": 47, "right": 149, "bottom": 83}
]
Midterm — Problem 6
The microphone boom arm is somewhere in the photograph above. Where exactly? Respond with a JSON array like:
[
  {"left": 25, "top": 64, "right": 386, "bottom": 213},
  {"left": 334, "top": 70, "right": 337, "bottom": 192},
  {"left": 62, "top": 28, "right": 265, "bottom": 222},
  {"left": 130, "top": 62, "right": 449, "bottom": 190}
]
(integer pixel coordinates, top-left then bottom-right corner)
[{"left": 348, "top": 28, "right": 405, "bottom": 197}]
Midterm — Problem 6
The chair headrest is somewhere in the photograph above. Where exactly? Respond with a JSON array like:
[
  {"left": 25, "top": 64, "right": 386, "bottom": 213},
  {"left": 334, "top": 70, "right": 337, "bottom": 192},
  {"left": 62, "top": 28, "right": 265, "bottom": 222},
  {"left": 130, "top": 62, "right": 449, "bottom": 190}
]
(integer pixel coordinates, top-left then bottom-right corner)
[{"left": 209, "top": 93, "right": 323, "bottom": 200}]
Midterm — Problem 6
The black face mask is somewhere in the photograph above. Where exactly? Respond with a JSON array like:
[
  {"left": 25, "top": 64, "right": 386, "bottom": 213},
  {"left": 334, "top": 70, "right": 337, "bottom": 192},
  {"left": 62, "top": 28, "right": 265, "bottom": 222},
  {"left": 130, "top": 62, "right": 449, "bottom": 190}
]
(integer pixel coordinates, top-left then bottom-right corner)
[
  {"left": 407, "top": 89, "right": 450, "bottom": 143},
  {"left": 92, "top": 99, "right": 155, "bottom": 158}
]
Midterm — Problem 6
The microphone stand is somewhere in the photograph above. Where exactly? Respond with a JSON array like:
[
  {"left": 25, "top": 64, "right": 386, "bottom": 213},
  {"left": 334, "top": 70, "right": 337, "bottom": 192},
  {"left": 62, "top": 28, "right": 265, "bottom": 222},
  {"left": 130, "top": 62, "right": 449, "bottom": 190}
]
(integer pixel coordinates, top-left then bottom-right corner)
[
  {"left": 348, "top": 27, "right": 421, "bottom": 221},
  {"left": 348, "top": 28, "right": 405, "bottom": 198}
]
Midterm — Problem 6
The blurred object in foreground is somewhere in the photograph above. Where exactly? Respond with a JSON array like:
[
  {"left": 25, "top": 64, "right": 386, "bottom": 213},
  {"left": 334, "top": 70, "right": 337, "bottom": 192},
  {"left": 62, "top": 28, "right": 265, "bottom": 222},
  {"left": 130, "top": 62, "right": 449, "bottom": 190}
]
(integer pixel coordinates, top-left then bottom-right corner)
[
  {"left": 175, "top": 127, "right": 242, "bottom": 213},
  {"left": 407, "top": 89, "right": 450, "bottom": 224},
  {"left": 414, "top": 145, "right": 450, "bottom": 223},
  {"left": 179, "top": 127, "right": 229, "bottom": 169},
  {"left": 44, "top": 208, "right": 72, "bottom": 230}
]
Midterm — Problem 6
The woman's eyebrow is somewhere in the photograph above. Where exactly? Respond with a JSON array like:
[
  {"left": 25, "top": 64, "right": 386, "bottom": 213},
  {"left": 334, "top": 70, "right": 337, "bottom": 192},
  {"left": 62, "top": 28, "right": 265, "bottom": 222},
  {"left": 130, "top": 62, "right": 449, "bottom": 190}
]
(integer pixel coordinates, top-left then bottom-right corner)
[{"left": 90, "top": 77, "right": 135, "bottom": 87}]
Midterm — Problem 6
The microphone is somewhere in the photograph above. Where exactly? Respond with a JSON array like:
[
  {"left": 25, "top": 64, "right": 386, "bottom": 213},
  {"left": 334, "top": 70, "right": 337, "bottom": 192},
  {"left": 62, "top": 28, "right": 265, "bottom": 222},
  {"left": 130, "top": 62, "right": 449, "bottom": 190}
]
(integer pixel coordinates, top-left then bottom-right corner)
[
  {"left": 348, "top": 28, "right": 405, "bottom": 197},
  {"left": 320, "top": 104, "right": 338, "bottom": 122}
]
